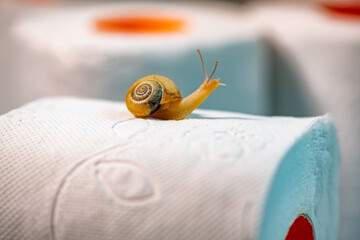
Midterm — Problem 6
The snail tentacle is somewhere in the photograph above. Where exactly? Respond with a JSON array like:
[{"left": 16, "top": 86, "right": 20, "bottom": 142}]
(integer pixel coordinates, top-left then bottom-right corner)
[
  {"left": 207, "top": 61, "right": 219, "bottom": 83},
  {"left": 197, "top": 49, "right": 209, "bottom": 81}
]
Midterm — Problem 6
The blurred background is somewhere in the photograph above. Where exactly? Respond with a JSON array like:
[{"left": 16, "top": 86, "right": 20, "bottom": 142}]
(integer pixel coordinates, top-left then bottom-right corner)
[{"left": 0, "top": 0, "right": 359, "bottom": 239}]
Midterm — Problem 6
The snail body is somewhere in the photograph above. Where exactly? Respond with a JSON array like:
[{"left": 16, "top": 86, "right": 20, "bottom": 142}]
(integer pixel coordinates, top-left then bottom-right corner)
[{"left": 126, "top": 50, "right": 224, "bottom": 120}]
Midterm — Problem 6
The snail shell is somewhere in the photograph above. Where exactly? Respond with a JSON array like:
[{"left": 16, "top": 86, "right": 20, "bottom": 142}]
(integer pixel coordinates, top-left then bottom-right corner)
[{"left": 126, "top": 75, "right": 182, "bottom": 117}]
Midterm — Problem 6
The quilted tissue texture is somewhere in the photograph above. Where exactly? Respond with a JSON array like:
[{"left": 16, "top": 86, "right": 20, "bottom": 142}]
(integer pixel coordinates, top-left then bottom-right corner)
[{"left": 0, "top": 97, "right": 339, "bottom": 240}]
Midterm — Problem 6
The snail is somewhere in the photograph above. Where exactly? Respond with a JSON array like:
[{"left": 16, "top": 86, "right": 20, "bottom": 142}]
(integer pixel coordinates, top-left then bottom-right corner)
[{"left": 126, "top": 49, "right": 225, "bottom": 120}]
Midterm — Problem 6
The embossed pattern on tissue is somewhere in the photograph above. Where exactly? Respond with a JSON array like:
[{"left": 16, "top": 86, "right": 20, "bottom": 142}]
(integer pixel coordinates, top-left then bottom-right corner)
[
  {"left": 95, "top": 160, "right": 160, "bottom": 205},
  {"left": 112, "top": 118, "right": 275, "bottom": 162}
]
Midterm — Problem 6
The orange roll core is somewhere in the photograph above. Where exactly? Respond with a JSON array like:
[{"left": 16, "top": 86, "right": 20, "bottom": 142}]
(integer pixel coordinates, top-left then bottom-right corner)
[
  {"left": 285, "top": 215, "right": 314, "bottom": 240},
  {"left": 322, "top": 2, "right": 360, "bottom": 19},
  {"left": 95, "top": 14, "right": 184, "bottom": 34}
]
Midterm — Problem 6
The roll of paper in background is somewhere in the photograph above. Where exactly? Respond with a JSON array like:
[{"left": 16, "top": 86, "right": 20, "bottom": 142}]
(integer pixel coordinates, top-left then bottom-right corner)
[
  {"left": 0, "top": 0, "right": 56, "bottom": 114},
  {"left": 252, "top": 4, "right": 360, "bottom": 239},
  {"left": 11, "top": 2, "right": 271, "bottom": 115},
  {"left": 0, "top": 97, "right": 339, "bottom": 240},
  {"left": 0, "top": 2, "right": 13, "bottom": 114}
]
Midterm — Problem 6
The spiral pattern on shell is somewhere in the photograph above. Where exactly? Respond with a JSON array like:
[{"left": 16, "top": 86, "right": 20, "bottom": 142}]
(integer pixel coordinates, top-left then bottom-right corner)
[
  {"left": 133, "top": 83, "right": 153, "bottom": 102},
  {"left": 130, "top": 80, "right": 163, "bottom": 115}
]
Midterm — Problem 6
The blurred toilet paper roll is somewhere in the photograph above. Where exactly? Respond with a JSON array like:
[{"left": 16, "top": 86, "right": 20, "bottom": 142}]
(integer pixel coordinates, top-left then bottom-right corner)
[
  {"left": 0, "top": 0, "right": 56, "bottom": 114},
  {"left": 253, "top": 4, "right": 360, "bottom": 240},
  {"left": 0, "top": 97, "right": 339, "bottom": 240},
  {"left": 0, "top": 0, "right": 33, "bottom": 114},
  {"left": 11, "top": 2, "right": 271, "bottom": 115},
  {"left": 0, "top": 2, "right": 13, "bottom": 114}
]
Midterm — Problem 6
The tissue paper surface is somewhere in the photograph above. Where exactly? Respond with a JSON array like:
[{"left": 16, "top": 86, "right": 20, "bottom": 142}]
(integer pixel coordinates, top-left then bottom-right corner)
[{"left": 0, "top": 97, "right": 339, "bottom": 240}]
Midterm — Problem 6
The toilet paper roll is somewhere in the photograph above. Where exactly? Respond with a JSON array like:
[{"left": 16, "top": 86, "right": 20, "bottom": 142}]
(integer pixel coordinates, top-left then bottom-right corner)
[
  {"left": 0, "top": 3, "right": 12, "bottom": 114},
  {"left": 253, "top": 4, "right": 360, "bottom": 239},
  {"left": 0, "top": 97, "right": 339, "bottom": 240},
  {"left": 0, "top": 1, "right": 29, "bottom": 115},
  {"left": 11, "top": 2, "right": 271, "bottom": 115},
  {"left": 0, "top": 0, "right": 55, "bottom": 114}
]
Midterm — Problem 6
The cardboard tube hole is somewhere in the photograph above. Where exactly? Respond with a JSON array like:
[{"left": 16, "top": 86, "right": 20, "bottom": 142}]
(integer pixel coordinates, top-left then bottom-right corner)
[
  {"left": 285, "top": 215, "right": 314, "bottom": 240},
  {"left": 321, "top": 2, "right": 360, "bottom": 19},
  {"left": 95, "top": 15, "right": 184, "bottom": 34}
]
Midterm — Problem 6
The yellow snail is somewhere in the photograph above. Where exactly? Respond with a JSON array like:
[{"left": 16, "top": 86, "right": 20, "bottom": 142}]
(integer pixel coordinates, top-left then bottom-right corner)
[{"left": 125, "top": 49, "right": 225, "bottom": 120}]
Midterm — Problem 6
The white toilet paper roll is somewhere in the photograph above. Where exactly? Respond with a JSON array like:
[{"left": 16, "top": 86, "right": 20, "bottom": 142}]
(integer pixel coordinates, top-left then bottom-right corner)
[
  {"left": 0, "top": 97, "right": 339, "bottom": 240},
  {"left": 11, "top": 2, "right": 270, "bottom": 115},
  {"left": 0, "top": 0, "right": 55, "bottom": 114},
  {"left": 253, "top": 4, "right": 360, "bottom": 239},
  {"left": 0, "top": 3, "right": 12, "bottom": 114},
  {"left": 0, "top": 1, "right": 29, "bottom": 115}
]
